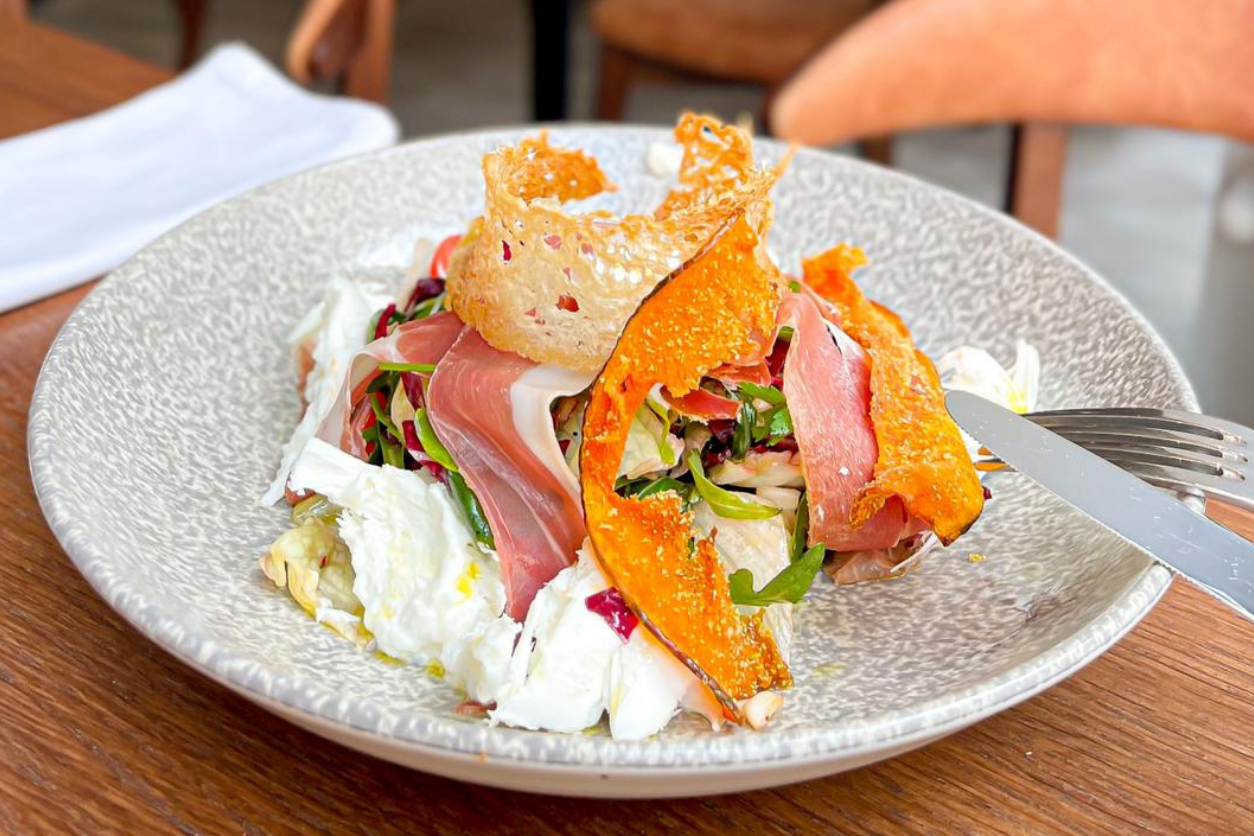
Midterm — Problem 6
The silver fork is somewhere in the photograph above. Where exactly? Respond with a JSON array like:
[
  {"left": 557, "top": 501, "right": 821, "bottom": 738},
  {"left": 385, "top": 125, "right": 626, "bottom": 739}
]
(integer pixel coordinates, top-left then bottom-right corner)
[{"left": 975, "top": 407, "right": 1254, "bottom": 512}]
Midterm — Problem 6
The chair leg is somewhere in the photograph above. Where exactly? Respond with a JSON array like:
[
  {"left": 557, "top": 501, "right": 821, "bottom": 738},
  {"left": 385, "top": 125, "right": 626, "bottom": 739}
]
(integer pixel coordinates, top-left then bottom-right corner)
[
  {"left": 857, "top": 136, "right": 894, "bottom": 166},
  {"left": 596, "top": 44, "right": 634, "bottom": 122},
  {"left": 344, "top": 0, "right": 394, "bottom": 104},
  {"left": 173, "top": 0, "right": 208, "bottom": 69},
  {"left": 1006, "top": 123, "right": 1068, "bottom": 239}
]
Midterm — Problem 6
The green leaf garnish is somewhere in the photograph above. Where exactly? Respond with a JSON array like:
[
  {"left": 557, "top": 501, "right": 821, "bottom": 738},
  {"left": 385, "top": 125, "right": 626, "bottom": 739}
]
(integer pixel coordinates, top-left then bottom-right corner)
[
  {"left": 368, "top": 392, "right": 404, "bottom": 444},
  {"left": 406, "top": 295, "right": 444, "bottom": 322},
  {"left": 687, "top": 452, "right": 780, "bottom": 520},
  {"left": 378, "top": 432, "right": 406, "bottom": 469},
  {"left": 378, "top": 362, "right": 436, "bottom": 374},
  {"left": 447, "top": 471, "right": 495, "bottom": 549},
  {"left": 636, "top": 477, "right": 689, "bottom": 500},
  {"left": 414, "top": 408, "right": 458, "bottom": 472},
  {"left": 787, "top": 280, "right": 802, "bottom": 293},
  {"left": 790, "top": 493, "right": 810, "bottom": 563},
  {"left": 732, "top": 399, "right": 755, "bottom": 460},
  {"left": 736, "top": 381, "right": 785, "bottom": 406},
  {"left": 728, "top": 543, "right": 826, "bottom": 606},
  {"left": 767, "top": 405, "right": 793, "bottom": 442}
]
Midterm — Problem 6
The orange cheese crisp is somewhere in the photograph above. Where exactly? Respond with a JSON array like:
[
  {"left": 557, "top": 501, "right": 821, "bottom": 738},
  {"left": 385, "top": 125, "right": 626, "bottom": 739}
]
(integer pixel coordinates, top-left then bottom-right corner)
[
  {"left": 803, "top": 247, "right": 984, "bottom": 544},
  {"left": 447, "top": 113, "right": 781, "bottom": 372},
  {"left": 580, "top": 215, "right": 791, "bottom": 716}
]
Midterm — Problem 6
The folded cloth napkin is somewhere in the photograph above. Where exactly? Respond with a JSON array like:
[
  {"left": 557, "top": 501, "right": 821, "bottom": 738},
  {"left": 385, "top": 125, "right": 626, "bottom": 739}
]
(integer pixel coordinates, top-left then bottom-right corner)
[{"left": 0, "top": 42, "right": 399, "bottom": 313}]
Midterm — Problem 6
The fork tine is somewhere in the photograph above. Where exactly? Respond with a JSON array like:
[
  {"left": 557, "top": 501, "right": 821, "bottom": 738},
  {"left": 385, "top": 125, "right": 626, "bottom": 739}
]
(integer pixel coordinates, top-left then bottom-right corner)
[
  {"left": 974, "top": 456, "right": 1254, "bottom": 509},
  {"left": 1116, "top": 462, "right": 1254, "bottom": 508},
  {"left": 1090, "top": 445, "right": 1235, "bottom": 478},
  {"left": 1042, "top": 428, "right": 1243, "bottom": 462},
  {"left": 1028, "top": 408, "right": 1251, "bottom": 444}
]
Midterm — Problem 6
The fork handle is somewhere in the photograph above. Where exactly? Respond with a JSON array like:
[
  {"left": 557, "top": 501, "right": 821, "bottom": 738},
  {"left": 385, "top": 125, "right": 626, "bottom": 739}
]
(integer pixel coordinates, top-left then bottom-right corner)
[{"left": 1207, "top": 499, "right": 1254, "bottom": 542}]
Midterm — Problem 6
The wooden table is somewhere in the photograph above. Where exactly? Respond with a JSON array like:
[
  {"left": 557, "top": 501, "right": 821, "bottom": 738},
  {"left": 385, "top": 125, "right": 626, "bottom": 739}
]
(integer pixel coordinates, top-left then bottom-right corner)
[{"left": 3, "top": 19, "right": 1253, "bottom": 836}]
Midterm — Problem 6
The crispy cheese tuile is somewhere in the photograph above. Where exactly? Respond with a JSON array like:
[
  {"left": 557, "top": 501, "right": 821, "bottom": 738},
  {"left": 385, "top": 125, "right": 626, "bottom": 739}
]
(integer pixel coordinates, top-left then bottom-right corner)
[{"left": 447, "top": 114, "right": 783, "bottom": 371}]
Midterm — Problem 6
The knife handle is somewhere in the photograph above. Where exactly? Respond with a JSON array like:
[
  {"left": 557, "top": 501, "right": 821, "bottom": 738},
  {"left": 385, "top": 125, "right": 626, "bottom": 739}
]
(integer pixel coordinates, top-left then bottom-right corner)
[{"left": 1207, "top": 500, "right": 1254, "bottom": 543}]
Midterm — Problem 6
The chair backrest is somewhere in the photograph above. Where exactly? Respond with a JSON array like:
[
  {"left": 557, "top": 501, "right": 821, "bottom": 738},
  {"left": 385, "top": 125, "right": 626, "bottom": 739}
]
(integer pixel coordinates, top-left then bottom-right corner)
[
  {"left": 286, "top": 0, "right": 394, "bottom": 103},
  {"left": 771, "top": 0, "right": 1254, "bottom": 146}
]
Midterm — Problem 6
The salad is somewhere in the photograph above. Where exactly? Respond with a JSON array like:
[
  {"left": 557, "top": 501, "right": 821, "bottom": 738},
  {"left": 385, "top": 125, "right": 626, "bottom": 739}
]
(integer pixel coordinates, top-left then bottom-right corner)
[{"left": 259, "top": 114, "right": 1039, "bottom": 738}]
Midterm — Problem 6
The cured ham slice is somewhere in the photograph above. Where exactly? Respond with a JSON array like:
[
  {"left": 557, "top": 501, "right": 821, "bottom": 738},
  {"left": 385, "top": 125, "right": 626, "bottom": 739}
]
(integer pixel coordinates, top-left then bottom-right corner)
[
  {"left": 427, "top": 328, "right": 587, "bottom": 621},
  {"left": 663, "top": 386, "right": 742, "bottom": 420},
  {"left": 316, "top": 311, "right": 465, "bottom": 457},
  {"left": 779, "top": 293, "right": 916, "bottom": 552}
]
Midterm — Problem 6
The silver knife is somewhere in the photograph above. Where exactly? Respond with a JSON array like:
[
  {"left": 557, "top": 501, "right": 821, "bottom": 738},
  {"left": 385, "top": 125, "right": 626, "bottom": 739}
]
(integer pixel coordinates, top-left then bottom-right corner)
[{"left": 946, "top": 390, "right": 1254, "bottom": 621}]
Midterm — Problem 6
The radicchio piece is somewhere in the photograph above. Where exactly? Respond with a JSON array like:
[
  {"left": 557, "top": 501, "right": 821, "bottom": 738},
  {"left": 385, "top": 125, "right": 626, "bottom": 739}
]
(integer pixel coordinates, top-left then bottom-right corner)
[
  {"left": 401, "top": 371, "right": 426, "bottom": 410},
  {"left": 584, "top": 587, "right": 638, "bottom": 643},
  {"left": 406, "top": 277, "right": 446, "bottom": 311},
  {"left": 373, "top": 303, "right": 396, "bottom": 340}
]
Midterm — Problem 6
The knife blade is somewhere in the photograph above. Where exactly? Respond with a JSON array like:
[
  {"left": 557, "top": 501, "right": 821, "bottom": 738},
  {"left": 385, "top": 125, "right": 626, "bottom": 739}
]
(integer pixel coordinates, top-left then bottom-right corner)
[{"left": 946, "top": 390, "right": 1254, "bottom": 621}]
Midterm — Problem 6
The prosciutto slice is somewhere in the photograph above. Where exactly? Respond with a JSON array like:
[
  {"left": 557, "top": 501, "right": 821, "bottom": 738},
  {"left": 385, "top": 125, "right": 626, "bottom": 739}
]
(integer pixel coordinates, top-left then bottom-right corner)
[
  {"left": 779, "top": 293, "right": 916, "bottom": 552},
  {"left": 427, "top": 328, "right": 587, "bottom": 620},
  {"left": 316, "top": 311, "right": 465, "bottom": 457}
]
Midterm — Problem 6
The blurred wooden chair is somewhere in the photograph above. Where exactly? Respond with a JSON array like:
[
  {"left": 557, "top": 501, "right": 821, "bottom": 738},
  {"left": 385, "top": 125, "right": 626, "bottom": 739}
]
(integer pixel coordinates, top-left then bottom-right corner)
[
  {"left": 770, "top": 0, "right": 1254, "bottom": 238},
  {"left": 286, "top": 0, "right": 395, "bottom": 103},
  {"left": 591, "top": 0, "right": 891, "bottom": 160},
  {"left": 3, "top": 0, "right": 208, "bottom": 69}
]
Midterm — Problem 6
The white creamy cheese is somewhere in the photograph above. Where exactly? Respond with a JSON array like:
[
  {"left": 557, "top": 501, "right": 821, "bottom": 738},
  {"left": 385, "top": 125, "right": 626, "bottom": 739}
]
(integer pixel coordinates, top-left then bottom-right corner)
[
  {"left": 289, "top": 438, "right": 516, "bottom": 698},
  {"left": 261, "top": 276, "right": 394, "bottom": 505},
  {"left": 491, "top": 548, "right": 716, "bottom": 739}
]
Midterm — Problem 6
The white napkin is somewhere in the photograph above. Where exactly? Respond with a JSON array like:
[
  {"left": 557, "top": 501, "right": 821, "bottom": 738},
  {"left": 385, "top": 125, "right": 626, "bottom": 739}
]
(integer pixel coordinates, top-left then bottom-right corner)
[{"left": 0, "top": 42, "right": 399, "bottom": 312}]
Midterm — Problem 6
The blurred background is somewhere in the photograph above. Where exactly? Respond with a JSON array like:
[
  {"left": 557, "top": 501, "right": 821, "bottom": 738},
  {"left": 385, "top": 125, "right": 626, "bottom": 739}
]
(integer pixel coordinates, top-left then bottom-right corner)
[{"left": 14, "top": 0, "right": 1254, "bottom": 420}]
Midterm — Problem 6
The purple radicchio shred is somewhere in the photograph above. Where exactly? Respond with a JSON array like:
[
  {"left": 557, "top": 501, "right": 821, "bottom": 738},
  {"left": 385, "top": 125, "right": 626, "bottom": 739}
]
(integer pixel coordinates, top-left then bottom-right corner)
[
  {"left": 584, "top": 588, "right": 638, "bottom": 643},
  {"left": 373, "top": 303, "right": 396, "bottom": 340},
  {"left": 406, "top": 277, "right": 445, "bottom": 311},
  {"left": 401, "top": 371, "right": 426, "bottom": 410}
]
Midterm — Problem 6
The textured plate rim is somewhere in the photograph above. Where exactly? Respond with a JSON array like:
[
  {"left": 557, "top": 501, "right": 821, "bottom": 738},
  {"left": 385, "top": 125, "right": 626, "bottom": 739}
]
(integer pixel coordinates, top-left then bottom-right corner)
[{"left": 28, "top": 124, "right": 1193, "bottom": 772}]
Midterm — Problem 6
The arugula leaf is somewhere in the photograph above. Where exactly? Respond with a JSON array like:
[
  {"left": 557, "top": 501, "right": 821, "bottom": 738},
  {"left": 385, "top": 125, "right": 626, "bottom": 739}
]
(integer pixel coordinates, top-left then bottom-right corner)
[
  {"left": 736, "top": 381, "right": 785, "bottom": 406},
  {"left": 728, "top": 543, "right": 827, "bottom": 606},
  {"left": 368, "top": 391, "right": 403, "bottom": 443},
  {"left": 687, "top": 452, "right": 780, "bottom": 520},
  {"left": 414, "top": 408, "right": 459, "bottom": 472},
  {"left": 790, "top": 493, "right": 810, "bottom": 563},
  {"left": 447, "top": 471, "right": 495, "bottom": 549},
  {"left": 366, "top": 369, "right": 398, "bottom": 395},
  {"left": 767, "top": 406, "right": 793, "bottom": 443},
  {"left": 732, "top": 399, "right": 755, "bottom": 460},
  {"left": 378, "top": 362, "right": 436, "bottom": 374},
  {"left": 406, "top": 295, "right": 444, "bottom": 322},
  {"left": 378, "top": 433, "right": 406, "bottom": 469}
]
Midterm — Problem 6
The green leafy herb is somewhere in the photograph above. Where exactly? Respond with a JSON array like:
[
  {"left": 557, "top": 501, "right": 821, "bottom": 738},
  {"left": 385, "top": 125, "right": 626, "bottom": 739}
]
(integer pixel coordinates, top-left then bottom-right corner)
[
  {"left": 732, "top": 399, "right": 755, "bottom": 460},
  {"left": 787, "top": 280, "right": 802, "bottom": 293},
  {"left": 378, "top": 362, "right": 437, "bottom": 374},
  {"left": 414, "top": 408, "right": 459, "bottom": 472},
  {"left": 767, "top": 405, "right": 793, "bottom": 443},
  {"left": 366, "top": 309, "right": 385, "bottom": 343},
  {"left": 406, "top": 295, "right": 444, "bottom": 322},
  {"left": 736, "top": 381, "right": 785, "bottom": 406},
  {"left": 728, "top": 543, "right": 826, "bottom": 606},
  {"left": 790, "top": 493, "right": 810, "bottom": 563},
  {"left": 447, "top": 471, "right": 495, "bottom": 549},
  {"left": 366, "top": 394, "right": 406, "bottom": 468},
  {"left": 636, "top": 477, "right": 689, "bottom": 500},
  {"left": 366, "top": 369, "right": 398, "bottom": 394},
  {"left": 687, "top": 452, "right": 780, "bottom": 520}
]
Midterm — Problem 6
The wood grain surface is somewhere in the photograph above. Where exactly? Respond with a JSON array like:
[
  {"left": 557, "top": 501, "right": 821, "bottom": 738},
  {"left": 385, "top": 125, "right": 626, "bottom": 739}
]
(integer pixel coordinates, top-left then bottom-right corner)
[{"left": 2, "top": 20, "right": 1252, "bottom": 836}]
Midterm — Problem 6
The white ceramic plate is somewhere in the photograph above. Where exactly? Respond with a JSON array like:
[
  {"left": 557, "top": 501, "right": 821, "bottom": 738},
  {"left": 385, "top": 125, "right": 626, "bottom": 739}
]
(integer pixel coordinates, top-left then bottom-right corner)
[{"left": 29, "top": 126, "right": 1190, "bottom": 798}]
